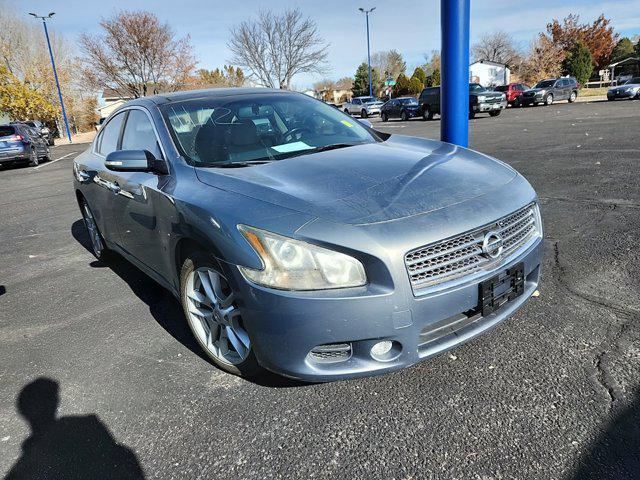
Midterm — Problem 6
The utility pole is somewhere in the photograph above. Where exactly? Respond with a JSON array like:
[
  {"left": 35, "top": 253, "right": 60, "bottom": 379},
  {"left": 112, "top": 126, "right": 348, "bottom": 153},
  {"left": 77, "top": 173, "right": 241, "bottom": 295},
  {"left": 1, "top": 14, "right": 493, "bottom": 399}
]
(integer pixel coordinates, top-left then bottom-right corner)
[
  {"left": 29, "top": 12, "right": 72, "bottom": 143},
  {"left": 359, "top": 7, "right": 376, "bottom": 97}
]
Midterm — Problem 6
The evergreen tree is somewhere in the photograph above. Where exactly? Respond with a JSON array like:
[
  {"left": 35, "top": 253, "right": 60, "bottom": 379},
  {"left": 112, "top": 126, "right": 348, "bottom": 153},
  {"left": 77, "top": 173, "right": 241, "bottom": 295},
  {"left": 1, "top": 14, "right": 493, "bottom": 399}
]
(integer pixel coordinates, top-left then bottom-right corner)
[
  {"left": 352, "top": 63, "right": 380, "bottom": 96},
  {"left": 393, "top": 73, "right": 410, "bottom": 96},
  {"left": 562, "top": 41, "right": 593, "bottom": 85},
  {"left": 410, "top": 67, "right": 427, "bottom": 86},
  {"left": 609, "top": 38, "right": 636, "bottom": 64}
]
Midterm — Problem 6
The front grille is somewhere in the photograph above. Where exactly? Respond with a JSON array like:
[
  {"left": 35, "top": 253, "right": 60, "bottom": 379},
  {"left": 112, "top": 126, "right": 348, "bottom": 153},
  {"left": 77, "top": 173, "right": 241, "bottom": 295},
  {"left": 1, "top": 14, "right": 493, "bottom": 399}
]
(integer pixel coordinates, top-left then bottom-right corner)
[{"left": 405, "top": 204, "right": 539, "bottom": 290}]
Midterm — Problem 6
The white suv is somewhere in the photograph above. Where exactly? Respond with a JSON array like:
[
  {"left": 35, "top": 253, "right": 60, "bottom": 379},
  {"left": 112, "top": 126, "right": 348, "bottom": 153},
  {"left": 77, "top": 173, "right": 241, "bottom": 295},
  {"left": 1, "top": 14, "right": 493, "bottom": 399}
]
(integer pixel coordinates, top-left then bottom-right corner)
[{"left": 343, "top": 96, "right": 384, "bottom": 118}]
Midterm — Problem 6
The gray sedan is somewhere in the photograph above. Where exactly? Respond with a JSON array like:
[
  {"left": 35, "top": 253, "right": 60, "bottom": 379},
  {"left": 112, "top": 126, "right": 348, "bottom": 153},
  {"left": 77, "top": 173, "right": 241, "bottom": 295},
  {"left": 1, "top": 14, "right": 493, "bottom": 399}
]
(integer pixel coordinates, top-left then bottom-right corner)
[
  {"left": 607, "top": 77, "right": 640, "bottom": 101},
  {"left": 73, "top": 88, "right": 543, "bottom": 381}
]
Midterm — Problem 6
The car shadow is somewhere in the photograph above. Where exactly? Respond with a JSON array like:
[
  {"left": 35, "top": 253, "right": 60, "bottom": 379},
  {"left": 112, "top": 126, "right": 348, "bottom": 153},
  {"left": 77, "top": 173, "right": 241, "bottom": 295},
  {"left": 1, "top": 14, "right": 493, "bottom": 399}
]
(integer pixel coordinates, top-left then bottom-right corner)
[
  {"left": 4, "top": 377, "right": 145, "bottom": 479},
  {"left": 567, "top": 386, "right": 640, "bottom": 479},
  {"left": 71, "top": 220, "right": 308, "bottom": 389}
]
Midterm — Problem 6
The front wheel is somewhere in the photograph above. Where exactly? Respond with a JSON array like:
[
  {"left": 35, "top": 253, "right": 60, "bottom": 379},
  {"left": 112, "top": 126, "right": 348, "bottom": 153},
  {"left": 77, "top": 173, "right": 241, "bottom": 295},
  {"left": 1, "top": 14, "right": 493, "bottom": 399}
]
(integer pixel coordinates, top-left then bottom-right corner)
[
  {"left": 489, "top": 110, "right": 502, "bottom": 117},
  {"left": 568, "top": 91, "right": 577, "bottom": 103},
  {"left": 361, "top": 109, "right": 368, "bottom": 118},
  {"left": 80, "top": 199, "right": 108, "bottom": 261},
  {"left": 381, "top": 112, "right": 388, "bottom": 122},
  {"left": 544, "top": 94, "right": 554, "bottom": 106},
  {"left": 469, "top": 108, "right": 476, "bottom": 119},
  {"left": 401, "top": 111, "right": 409, "bottom": 121},
  {"left": 343, "top": 108, "right": 350, "bottom": 115},
  {"left": 180, "top": 253, "right": 262, "bottom": 377}
]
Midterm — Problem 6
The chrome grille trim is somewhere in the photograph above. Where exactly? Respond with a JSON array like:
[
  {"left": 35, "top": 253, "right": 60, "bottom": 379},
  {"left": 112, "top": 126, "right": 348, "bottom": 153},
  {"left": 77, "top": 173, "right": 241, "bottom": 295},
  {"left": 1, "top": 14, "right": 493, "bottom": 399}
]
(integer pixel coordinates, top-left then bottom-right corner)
[{"left": 405, "top": 204, "right": 540, "bottom": 291}]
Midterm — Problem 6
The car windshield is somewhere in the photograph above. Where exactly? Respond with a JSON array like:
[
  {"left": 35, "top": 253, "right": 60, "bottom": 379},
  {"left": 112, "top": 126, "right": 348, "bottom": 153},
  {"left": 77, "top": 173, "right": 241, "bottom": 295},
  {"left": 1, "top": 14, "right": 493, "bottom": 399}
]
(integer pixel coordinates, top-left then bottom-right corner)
[
  {"left": 358, "top": 97, "right": 376, "bottom": 103},
  {"left": 399, "top": 98, "right": 418, "bottom": 105},
  {"left": 625, "top": 77, "right": 640, "bottom": 85},
  {"left": 535, "top": 80, "right": 555, "bottom": 88},
  {"left": 469, "top": 83, "right": 487, "bottom": 92},
  {"left": 162, "top": 93, "right": 379, "bottom": 166}
]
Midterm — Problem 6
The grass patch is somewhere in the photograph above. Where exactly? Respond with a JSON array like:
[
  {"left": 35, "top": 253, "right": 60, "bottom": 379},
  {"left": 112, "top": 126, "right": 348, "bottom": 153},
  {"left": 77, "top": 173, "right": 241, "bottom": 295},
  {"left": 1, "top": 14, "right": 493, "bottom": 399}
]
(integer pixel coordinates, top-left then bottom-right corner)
[{"left": 579, "top": 87, "right": 608, "bottom": 97}]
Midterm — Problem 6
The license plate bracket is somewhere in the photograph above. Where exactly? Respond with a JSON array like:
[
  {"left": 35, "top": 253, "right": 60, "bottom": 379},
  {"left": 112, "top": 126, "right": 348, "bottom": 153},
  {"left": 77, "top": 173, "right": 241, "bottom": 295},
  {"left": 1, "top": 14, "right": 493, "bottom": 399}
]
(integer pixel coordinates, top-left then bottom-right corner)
[{"left": 478, "top": 263, "right": 525, "bottom": 317}]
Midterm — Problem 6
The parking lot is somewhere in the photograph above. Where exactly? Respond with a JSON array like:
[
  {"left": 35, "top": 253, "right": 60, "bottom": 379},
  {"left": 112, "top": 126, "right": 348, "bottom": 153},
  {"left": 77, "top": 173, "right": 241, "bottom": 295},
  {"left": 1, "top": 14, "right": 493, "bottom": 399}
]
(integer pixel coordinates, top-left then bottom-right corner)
[{"left": 1, "top": 100, "right": 639, "bottom": 479}]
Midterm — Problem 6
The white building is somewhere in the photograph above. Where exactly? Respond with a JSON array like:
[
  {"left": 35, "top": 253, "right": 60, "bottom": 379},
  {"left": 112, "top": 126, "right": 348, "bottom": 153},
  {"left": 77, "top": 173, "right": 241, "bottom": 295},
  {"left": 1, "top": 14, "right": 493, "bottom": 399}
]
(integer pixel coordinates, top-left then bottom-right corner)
[
  {"left": 98, "top": 89, "right": 134, "bottom": 119},
  {"left": 469, "top": 60, "right": 511, "bottom": 87}
]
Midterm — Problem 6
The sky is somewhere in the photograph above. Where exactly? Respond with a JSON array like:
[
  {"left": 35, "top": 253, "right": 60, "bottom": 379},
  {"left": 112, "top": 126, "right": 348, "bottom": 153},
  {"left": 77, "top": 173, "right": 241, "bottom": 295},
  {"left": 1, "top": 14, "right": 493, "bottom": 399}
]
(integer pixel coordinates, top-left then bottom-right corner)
[{"left": 14, "top": 0, "right": 640, "bottom": 89}]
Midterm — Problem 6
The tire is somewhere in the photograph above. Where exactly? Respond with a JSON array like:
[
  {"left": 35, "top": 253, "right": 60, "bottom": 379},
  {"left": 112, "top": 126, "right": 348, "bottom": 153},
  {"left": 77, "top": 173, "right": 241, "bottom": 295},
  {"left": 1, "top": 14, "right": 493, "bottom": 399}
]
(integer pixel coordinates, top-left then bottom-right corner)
[
  {"left": 42, "top": 146, "right": 51, "bottom": 162},
  {"left": 568, "top": 91, "right": 577, "bottom": 103},
  {"left": 361, "top": 109, "right": 368, "bottom": 118},
  {"left": 489, "top": 110, "right": 502, "bottom": 117},
  {"left": 544, "top": 94, "right": 554, "bottom": 106},
  {"left": 28, "top": 147, "right": 39, "bottom": 167},
  {"left": 469, "top": 108, "right": 476, "bottom": 119},
  {"left": 180, "top": 252, "right": 262, "bottom": 377},
  {"left": 422, "top": 106, "right": 433, "bottom": 121},
  {"left": 381, "top": 112, "right": 388, "bottom": 122},
  {"left": 80, "top": 198, "right": 109, "bottom": 261},
  {"left": 514, "top": 97, "right": 522, "bottom": 108},
  {"left": 401, "top": 111, "right": 409, "bottom": 121},
  {"left": 344, "top": 108, "right": 350, "bottom": 115},
  {"left": 48, "top": 138, "right": 54, "bottom": 146}
]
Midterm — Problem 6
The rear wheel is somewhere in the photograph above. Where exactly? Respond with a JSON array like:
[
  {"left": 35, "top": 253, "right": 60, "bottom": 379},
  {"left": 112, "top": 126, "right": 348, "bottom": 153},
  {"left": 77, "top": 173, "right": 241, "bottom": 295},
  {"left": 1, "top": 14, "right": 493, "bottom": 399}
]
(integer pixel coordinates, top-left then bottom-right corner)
[
  {"left": 28, "top": 147, "right": 39, "bottom": 167},
  {"left": 381, "top": 112, "right": 388, "bottom": 122},
  {"left": 401, "top": 111, "right": 409, "bottom": 121},
  {"left": 469, "top": 108, "right": 476, "bottom": 119},
  {"left": 344, "top": 108, "right": 350, "bottom": 115},
  {"left": 180, "top": 253, "right": 262, "bottom": 377},
  {"left": 568, "top": 91, "right": 577, "bottom": 103},
  {"left": 361, "top": 109, "right": 368, "bottom": 118}
]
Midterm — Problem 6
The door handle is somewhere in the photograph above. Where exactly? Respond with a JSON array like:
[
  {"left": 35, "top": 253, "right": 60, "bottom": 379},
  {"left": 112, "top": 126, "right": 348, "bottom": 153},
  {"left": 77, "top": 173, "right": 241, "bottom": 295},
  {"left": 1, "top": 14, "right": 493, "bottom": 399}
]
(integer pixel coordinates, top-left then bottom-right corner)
[
  {"left": 110, "top": 182, "right": 121, "bottom": 195},
  {"left": 77, "top": 169, "right": 91, "bottom": 181}
]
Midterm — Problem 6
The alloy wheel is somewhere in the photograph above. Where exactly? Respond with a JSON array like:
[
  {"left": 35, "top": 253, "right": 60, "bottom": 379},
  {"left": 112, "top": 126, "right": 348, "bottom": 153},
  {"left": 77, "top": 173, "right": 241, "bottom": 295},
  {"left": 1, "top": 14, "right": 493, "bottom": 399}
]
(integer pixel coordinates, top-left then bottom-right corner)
[
  {"left": 185, "top": 267, "right": 250, "bottom": 366},
  {"left": 82, "top": 202, "right": 104, "bottom": 257}
]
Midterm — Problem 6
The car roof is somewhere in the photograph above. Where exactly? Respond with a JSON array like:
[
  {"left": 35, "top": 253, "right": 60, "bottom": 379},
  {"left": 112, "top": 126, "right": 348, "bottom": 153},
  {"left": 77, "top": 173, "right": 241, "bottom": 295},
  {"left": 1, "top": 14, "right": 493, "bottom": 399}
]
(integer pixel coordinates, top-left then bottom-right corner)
[{"left": 136, "top": 87, "right": 294, "bottom": 106}]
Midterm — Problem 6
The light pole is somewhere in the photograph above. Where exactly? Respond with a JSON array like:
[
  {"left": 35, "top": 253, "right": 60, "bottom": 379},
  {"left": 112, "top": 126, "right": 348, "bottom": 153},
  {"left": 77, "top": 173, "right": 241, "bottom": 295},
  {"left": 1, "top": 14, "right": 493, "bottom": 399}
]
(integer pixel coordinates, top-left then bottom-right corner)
[
  {"left": 28, "top": 12, "right": 72, "bottom": 143},
  {"left": 359, "top": 7, "right": 376, "bottom": 97}
]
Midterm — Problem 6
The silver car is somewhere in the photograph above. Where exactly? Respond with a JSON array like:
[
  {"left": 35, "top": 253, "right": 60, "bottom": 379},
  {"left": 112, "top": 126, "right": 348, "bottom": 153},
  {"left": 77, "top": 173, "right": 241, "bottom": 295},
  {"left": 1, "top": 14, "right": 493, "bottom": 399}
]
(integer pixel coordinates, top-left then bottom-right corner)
[
  {"left": 343, "top": 96, "right": 384, "bottom": 118},
  {"left": 607, "top": 77, "right": 640, "bottom": 101}
]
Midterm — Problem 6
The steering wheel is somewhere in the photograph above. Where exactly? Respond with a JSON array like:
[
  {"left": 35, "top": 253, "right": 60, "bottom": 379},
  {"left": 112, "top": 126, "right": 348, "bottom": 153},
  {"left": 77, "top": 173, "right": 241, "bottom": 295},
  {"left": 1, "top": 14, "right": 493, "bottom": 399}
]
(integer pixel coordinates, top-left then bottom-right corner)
[{"left": 282, "top": 127, "right": 311, "bottom": 143}]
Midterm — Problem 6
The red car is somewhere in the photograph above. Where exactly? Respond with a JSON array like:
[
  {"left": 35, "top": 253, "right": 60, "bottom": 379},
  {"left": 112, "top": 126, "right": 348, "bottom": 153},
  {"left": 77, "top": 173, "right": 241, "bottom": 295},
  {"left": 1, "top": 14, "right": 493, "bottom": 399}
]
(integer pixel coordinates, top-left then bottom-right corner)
[{"left": 494, "top": 83, "right": 528, "bottom": 107}]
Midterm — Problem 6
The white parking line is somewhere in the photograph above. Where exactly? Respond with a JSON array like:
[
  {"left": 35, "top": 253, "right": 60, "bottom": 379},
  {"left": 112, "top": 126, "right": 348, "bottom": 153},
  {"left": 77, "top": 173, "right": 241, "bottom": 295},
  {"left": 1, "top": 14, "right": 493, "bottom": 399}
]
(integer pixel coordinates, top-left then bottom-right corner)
[{"left": 33, "top": 152, "right": 76, "bottom": 170}]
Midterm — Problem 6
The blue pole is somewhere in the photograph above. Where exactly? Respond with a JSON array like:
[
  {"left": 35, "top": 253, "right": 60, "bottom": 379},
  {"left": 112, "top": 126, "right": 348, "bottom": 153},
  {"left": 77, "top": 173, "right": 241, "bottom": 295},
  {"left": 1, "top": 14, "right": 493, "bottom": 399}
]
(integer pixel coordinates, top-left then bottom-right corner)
[
  {"left": 42, "top": 19, "right": 72, "bottom": 143},
  {"left": 366, "top": 12, "right": 373, "bottom": 97},
  {"left": 440, "top": 0, "right": 470, "bottom": 147}
]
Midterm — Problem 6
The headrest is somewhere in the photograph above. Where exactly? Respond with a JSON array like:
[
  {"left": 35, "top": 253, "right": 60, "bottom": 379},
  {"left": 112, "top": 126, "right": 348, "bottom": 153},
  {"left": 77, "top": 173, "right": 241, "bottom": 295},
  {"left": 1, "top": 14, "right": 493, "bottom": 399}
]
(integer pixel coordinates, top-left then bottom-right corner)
[{"left": 227, "top": 119, "right": 258, "bottom": 147}]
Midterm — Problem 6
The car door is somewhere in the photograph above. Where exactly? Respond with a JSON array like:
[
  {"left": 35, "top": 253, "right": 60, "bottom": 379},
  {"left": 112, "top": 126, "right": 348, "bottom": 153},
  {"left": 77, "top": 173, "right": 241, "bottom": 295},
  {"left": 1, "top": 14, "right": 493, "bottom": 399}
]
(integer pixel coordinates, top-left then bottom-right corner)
[
  {"left": 389, "top": 99, "right": 399, "bottom": 117},
  {"left": 109, "top": 107, "right": 171, "bottom": 277},
  {"left": 26, "top": 126, "right": 47, "bottom": 156},
  {"left": 350, "top": 98, "right": 360, "bottom": 114},
  {"left": 78, "top": 111, "right": 127, "bottom": 243}
]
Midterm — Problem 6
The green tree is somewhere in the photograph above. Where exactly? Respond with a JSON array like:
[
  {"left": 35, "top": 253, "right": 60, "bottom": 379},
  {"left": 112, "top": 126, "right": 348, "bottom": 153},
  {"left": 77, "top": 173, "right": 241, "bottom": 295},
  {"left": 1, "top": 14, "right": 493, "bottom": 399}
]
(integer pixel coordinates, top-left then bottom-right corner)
[
  {"left": 407, "top": 76, "right": 423, "bottom": 95},
  {"left": 562, "top": 41, "right": 593, "bottom": 85},
  {"left": 352, "top": 62, "right": 379, "bottom": 97},
  {"left": 411, "top": 67, "right": 427, "bottom": 86},
  {"left": 393, "top": 73, "right": 410, "bottom": 96},
  {"left": 609, "top": 38, "right": 636, "bottom": 64},
  {"left": 636, "top": 38, "right": 640, "bottom": 57},
  {"left": 425, "top": 67, "right": 441, "bottom": 87}
]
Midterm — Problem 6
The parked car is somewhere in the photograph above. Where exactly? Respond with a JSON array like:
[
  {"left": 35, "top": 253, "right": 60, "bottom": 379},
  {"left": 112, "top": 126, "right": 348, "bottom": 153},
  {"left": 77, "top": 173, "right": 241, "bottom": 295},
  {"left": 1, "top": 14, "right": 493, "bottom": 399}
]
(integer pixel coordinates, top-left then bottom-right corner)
[
  {"left": 380, "top": 97, "right": 420, "bottom": 121},
  {"left": 16, "top": 120, "right": 54, "bottom": 146},
  {"left": 343, "top": 96, "right": 384, "bottom": 118},
  {"left": 0, "top": 124, "right": 50, "bottom": 167},
  {"left": 418, "top": 83, "right": 507, "bottom": 120},
  {"left": 521, "top": 77, "right": 579, "bottom": 106},
  {"left": 493, "top": 83, "right": 528, "bottom": 107},
  {"left": 607, "top": 77, "right": 640, "bottom": 101},
  {"left": 74, "top": 88, "right": 543, "bottom": 382}
]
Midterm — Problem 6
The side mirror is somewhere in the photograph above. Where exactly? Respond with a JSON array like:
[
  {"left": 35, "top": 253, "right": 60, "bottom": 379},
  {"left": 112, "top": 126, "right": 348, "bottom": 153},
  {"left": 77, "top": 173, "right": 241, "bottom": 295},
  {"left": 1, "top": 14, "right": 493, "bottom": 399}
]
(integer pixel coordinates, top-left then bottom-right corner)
[
  {"left": 358, "top": 119, "right": 373, "bottom": 129},
  {"left": 105, "top": 150, "right": 167, "bottom": 174}
]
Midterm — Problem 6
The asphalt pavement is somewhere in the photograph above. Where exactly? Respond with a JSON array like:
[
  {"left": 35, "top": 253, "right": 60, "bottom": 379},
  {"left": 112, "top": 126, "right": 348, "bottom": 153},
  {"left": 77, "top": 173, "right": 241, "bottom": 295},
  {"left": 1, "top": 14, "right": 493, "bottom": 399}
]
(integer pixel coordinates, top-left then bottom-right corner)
[{"left": 1, "top": 99, "right": 639, "bottom": 479}]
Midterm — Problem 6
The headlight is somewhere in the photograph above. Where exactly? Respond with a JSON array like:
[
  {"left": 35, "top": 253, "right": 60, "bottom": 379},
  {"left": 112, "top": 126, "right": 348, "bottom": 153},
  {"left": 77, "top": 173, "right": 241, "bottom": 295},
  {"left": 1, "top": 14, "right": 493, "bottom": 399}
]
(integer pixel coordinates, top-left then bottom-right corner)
[
  {"left": 238, "top": 225, "right": 367, "bottom": 290},
  {"left": 501, "top": 94, "right": 506, "bottom": 101},
  {"left": 477, "top": 95, "right": 486, "bottom": 102}
]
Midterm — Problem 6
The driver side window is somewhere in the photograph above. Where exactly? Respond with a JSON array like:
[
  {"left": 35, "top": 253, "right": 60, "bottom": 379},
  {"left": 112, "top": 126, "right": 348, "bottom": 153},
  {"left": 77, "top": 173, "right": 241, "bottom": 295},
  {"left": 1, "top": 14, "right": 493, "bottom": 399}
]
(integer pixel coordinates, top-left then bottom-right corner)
[{"left": 97, "top": 112, "right": 126, "bottom": 156}]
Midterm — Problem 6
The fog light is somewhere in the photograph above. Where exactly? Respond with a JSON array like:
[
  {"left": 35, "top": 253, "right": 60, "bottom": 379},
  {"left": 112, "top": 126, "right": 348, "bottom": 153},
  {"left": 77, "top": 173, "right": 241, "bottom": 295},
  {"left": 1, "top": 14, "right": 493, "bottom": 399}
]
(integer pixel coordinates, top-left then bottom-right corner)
[{"left": 371, "top": 341, "right": 393, "bottom": 357}]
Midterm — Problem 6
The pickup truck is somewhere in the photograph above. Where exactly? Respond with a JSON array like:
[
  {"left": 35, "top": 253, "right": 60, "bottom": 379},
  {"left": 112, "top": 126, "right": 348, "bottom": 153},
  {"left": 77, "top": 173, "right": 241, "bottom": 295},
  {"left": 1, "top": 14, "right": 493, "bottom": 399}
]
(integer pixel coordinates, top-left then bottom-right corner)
[
  {"left": 343, "top": 96, "right": 384, "bottom": 118},
  {"left": 419, "top": 83, "right": 507, "bottom": 120}
]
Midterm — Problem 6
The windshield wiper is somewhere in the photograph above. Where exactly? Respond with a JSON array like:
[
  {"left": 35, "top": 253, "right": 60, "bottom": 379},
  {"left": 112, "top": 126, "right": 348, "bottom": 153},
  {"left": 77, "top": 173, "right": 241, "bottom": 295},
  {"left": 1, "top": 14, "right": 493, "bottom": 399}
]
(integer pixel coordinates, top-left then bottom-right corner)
[{"left": 206, "top": 160, "right": 273, "bottom": 168}]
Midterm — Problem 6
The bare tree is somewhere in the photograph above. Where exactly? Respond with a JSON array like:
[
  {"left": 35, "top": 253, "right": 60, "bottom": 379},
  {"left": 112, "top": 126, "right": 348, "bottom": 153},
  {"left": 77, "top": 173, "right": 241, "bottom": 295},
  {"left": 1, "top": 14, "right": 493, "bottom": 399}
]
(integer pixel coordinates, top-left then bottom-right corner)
[
  {"left": 520, "top": 36, "right": 565, "bottom": 85},
  {"left": 228, "top": 8, "right": 329, "bottom": 89},
  {"left": 472, "top": 31, "right": 523, "bottom": 68},
  {"left": 371, "top": 50, "right": 406, "bottom": 80},
  {"left": 79, "top": 10, "right": 196, "bottom": 98}
]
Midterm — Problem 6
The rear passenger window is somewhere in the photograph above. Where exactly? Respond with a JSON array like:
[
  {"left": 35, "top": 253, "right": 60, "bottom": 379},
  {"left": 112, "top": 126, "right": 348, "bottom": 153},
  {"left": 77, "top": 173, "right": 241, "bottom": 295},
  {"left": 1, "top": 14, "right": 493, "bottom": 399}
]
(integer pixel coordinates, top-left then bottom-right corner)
[
  {"left": 121, "top": 109, "right": 162, "bottom": 159},
  {"left": 98, "top": 112, "right": 125, "bottom": 155}
]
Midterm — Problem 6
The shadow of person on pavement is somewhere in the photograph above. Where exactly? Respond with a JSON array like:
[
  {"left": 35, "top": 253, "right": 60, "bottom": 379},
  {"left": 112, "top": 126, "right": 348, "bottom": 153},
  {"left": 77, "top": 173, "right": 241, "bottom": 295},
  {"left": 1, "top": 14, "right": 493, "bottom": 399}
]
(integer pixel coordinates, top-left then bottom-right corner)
[{"left": 4, "top": 378, "right": 145, "bottom": 480}]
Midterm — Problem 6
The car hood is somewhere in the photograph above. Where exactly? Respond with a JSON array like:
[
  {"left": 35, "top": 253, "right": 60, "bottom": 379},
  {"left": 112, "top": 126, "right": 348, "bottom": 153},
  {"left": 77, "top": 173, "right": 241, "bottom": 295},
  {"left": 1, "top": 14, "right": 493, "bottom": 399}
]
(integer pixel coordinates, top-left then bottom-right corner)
[
  {"left": 365, "top": 101, "right": 384, "bottom": 106},
  {"left": 195, "top": 136, "right": 518, "bottom": 226},
  {"left": 612, "top": 83, "right": 640, "bottom": 90},
  {"left": 473, "top": 91, "right": 503, "bottom": 98},
  {"left": 524, "top": 88, "right": 546, "bottom": 94}
]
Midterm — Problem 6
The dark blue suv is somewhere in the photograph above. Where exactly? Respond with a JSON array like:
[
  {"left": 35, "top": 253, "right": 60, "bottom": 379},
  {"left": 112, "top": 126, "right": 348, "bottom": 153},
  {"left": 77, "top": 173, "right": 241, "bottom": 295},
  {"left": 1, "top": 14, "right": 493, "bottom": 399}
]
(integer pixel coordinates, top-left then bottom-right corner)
[{"left": 0, "top": 124, "right": 50, "bottom": 167}]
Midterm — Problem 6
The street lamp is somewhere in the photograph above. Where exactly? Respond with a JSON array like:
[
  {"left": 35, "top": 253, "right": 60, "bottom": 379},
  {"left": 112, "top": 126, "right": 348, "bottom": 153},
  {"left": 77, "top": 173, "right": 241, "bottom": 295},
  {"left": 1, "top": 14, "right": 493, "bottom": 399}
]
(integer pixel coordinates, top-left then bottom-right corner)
[
  {"left": 359, "top": 7, "right": 376, "bottom": 97},
  {"left": 28, "top": 12, "right": 72, "bottom": 143}
]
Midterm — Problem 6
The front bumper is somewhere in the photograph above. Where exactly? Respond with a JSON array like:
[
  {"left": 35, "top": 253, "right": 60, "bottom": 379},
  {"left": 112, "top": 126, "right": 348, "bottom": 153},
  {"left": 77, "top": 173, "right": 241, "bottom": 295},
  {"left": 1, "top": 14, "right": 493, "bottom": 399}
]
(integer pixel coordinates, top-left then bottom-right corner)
[
  {"left": 607, "top": 90, "right": 637, "bottom": 100},
  {"left": 521, "top": 95, "right": 543, "bottom": 105},
  {"left": 364, "top": 108, "right": 381, "bottom": 115},
  {"left": 231, "top": 234, "right": 542, "bottom": 382},
  {"left": 473, "top": 100, "right": 507, "bottom": 112}
]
